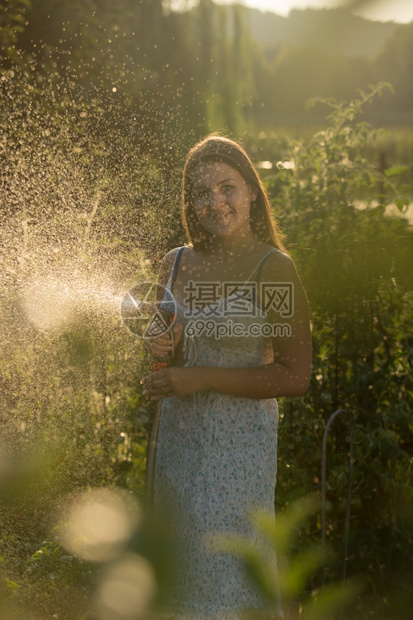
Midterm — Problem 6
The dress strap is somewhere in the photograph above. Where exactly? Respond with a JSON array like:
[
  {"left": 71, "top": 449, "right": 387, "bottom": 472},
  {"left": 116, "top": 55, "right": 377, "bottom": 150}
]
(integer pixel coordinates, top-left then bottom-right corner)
[
  {"left": 246, "top": 248, "right": 281, "bottom": 283},
  {"left": 169, "top": 246, "right": 185, "bottom": 289}
]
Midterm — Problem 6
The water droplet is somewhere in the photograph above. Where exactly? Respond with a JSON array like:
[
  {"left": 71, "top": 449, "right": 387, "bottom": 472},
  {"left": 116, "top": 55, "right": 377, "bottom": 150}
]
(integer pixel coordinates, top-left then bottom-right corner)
[
  {"left": 95, "top": 554, "right": 156, "bottom": 619},
  {"left": 59, "top": 488, "right": 141, "bottom": 563}
]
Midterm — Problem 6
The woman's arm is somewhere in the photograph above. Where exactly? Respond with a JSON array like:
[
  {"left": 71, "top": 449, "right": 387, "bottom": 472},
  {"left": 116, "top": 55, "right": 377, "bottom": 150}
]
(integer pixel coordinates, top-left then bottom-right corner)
[{"left": 141, "top": 251, "right": 312, "bottom": 400}]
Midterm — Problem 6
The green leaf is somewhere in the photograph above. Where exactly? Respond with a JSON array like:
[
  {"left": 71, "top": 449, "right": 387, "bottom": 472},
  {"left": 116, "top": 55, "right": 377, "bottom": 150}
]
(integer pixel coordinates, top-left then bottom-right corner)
[
  {"left": 384, "top": 165, "right": 410, "bottom": 178},
  {"left": 394, "top": 197, "right": 410, "bottom": 212},
  {"left": 303, "top": 578, "right": 363, "bottom": 620},
  {"left": 252, "top": 496, "right": 319, "bottom": 552},
  {"left": 280, "top": 547, "right": 330, "bottom": 597},
  {"left": 6, "top": 578, "right": 20, "bottom": 590}
]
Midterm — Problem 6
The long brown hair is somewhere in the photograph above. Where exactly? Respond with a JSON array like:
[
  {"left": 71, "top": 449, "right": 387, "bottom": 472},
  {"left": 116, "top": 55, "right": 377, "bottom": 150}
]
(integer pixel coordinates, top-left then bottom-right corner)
[{"left": 182, "top": 134, "right": 286, "bottom": 252}]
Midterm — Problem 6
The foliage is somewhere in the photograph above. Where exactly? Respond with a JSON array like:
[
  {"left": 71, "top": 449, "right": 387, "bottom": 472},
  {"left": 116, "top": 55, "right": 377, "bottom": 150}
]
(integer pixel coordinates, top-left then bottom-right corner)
[
  {"left": 215, "top": 496, "right": 362, "bottom": 619},
  {"left": 0, "top": 0, "right": 413, "bottom": 616},
  {"left": 3, "top": 1, "right": 413, "bottom": 131},
  {"left": 0, "top": 0, "right": 31, "bottom": 65},
  {"left": 264, "top": 85, "right": 413, "bottom": 614}
]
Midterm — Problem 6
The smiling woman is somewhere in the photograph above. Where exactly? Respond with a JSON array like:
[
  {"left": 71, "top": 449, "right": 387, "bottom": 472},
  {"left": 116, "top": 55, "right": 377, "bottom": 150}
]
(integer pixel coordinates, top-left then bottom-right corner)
[
  {"left": 141, "top": 134, "right": 312, "bottom": 619},
  {"left": 191, "top": 162, "right": 257, "bottom": 239}
]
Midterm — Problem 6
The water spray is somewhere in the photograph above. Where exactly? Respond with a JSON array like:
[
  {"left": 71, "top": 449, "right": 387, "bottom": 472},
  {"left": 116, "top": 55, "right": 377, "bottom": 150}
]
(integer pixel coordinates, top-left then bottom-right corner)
[{"left": 121, "top": 283, "right": 176, "bottom": 344}]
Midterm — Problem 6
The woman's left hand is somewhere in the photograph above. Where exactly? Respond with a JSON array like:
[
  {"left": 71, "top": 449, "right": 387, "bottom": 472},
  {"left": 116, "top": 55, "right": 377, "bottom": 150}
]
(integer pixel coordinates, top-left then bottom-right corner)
[{"left": 140, "top": 366, "right": 205, "bottom": 400}]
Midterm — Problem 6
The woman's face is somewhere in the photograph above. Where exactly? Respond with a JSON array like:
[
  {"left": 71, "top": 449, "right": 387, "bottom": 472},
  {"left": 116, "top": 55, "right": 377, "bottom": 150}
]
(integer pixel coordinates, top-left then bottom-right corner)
[{"left": 191, "top": 161, "right": 257, "bottom": 240}]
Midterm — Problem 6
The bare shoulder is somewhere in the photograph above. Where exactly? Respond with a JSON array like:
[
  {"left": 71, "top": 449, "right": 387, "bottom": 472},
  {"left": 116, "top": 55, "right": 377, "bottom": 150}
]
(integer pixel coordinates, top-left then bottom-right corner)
[
  {"left": 260, "top": 249, "right": 310, "bottom": 316},
  {"left": 260, "top": 248, "right": 302, "bottom": 282}
]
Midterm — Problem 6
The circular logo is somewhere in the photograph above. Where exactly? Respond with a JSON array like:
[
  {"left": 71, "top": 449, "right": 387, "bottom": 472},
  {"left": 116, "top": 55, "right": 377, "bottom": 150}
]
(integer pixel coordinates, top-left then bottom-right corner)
[{"left": 121, "top": 282, "right": 176, "bottom": 339}]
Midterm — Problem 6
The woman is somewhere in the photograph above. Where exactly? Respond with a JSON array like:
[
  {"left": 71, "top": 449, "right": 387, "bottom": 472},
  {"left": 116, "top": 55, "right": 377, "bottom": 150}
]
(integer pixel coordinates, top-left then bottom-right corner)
[{"left": 141, "top": 135, "right": 312, "bottom": 619}]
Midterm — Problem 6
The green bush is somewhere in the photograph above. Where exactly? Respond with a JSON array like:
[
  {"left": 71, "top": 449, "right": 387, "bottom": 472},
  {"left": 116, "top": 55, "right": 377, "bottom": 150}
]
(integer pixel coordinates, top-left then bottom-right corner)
[{"left": 265, "top": 84, "right": 413, "bottom": 612}]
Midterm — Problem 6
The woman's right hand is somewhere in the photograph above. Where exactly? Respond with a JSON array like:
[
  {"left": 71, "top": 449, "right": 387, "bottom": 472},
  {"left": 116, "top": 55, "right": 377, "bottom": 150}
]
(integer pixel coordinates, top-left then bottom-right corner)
[{"left": 144, "top": 323, "right": 183, "bottom": 366}]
